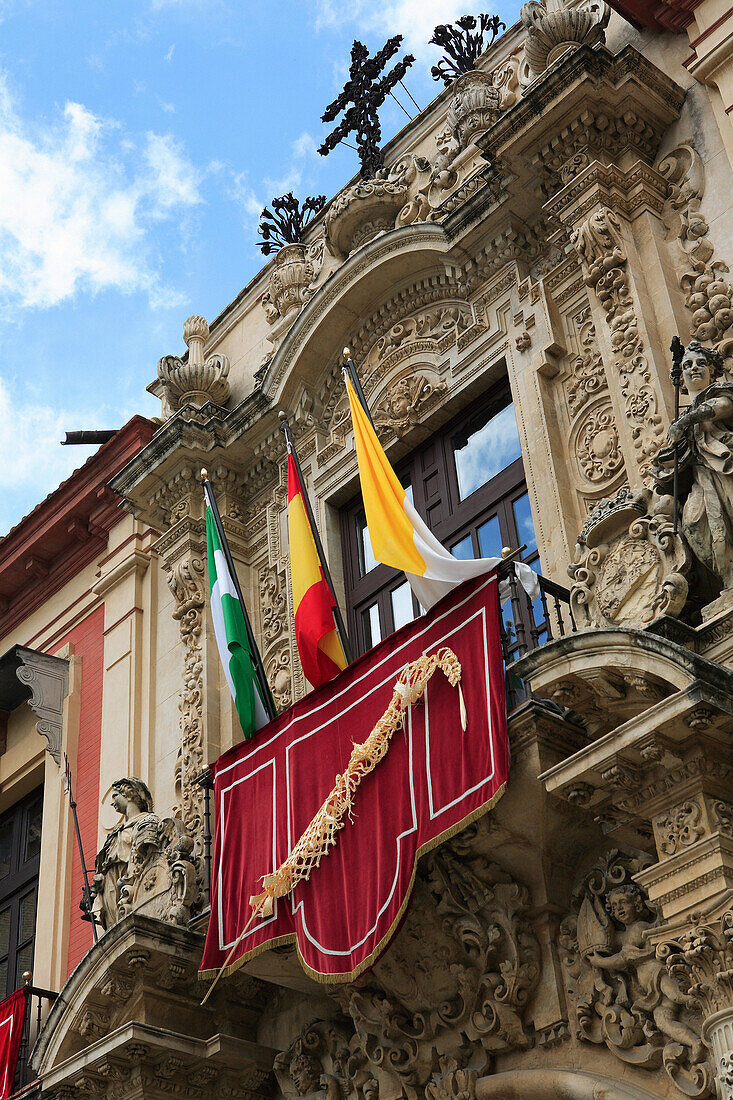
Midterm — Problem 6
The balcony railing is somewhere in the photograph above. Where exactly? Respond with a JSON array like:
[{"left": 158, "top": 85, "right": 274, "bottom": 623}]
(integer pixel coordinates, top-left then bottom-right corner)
[
  {"left": 10, "top": 977, "right": 58, "bottom": 1097},
  {"left": 496, "top": 560, "right": 575, "bottom": 711}
]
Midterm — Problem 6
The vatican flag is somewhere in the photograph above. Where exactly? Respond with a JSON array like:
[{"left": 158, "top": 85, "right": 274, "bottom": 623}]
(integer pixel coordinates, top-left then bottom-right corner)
[{"left": 346, "top": 375, "right": 539, "bottom": 610}]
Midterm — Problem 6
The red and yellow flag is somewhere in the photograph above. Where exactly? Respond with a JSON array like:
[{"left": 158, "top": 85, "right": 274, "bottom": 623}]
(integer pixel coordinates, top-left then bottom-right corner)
[{"left": 287, "top": 453, "right": 347, "bottom": 688}]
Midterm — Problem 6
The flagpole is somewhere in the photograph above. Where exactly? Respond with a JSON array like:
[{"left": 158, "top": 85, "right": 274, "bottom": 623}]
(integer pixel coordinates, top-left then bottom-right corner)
[
  {"left": 278, "top": 412, "right": 354, "bottom": 665},
  {"left": 201, "top": 472, "right": 278, "bottom": 722},
  {"left": 342, "top": 347, "right": 376, "bottom": 430}
]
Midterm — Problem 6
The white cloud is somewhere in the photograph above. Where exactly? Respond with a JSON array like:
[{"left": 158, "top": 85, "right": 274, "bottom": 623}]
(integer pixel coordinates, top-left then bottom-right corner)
[
  {"left": 231, "top": 130, "right": 322, "bottom": 244},
  {"left": 0, "top": 70, "right": 203, "bottom": 312},
  {"left": 314, "top": 0, "right": 497, "bottom": 57},
  {"left": 0, "top": 378, "right": 138, "bottom": 535}
]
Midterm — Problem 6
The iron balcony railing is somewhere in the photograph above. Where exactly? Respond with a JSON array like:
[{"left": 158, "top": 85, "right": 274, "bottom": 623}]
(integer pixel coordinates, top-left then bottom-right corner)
[
  {"left": 10, "top": 976, "right": 58, "bottom": 1097},
  {"left": 496, "top": 560, "right": 575, "bottom": 711}
]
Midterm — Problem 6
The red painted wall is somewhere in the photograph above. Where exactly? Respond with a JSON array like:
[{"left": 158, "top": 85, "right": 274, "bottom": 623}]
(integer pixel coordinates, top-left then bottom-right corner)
[{"left": 51, "top": 606, "right": 105, "bottom": 976}]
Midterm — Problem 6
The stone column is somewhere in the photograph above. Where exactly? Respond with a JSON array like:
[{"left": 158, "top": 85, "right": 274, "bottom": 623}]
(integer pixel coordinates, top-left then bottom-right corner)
[{"left": 661, "top": 907, "right": 733, "bottom": 1099}]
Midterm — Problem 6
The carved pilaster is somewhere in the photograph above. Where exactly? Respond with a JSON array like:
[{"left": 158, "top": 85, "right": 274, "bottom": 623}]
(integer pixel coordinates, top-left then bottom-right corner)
[{"left": 660, "top": 907, "right": 733, "bottom": 1100}]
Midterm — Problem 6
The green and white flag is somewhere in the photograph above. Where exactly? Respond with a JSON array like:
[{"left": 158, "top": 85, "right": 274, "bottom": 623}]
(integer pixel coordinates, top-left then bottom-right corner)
[{"left": 205, "top": 482, "right": 273, "bottom": 739}]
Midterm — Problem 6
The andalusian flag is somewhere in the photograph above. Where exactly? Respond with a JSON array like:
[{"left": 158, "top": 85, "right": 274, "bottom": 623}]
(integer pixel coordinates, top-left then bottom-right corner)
[
  {"left": 346, "top": 375, "right": 539, "bottom": 610},
  {"left": 205, "top": 483, "right": 273, "bottom": 738},
  {"left": 287, "top": 450, "right": 347, "bottom": 688}
]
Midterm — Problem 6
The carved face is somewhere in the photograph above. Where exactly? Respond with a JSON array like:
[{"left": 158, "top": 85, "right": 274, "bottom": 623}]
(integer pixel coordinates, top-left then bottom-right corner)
[
  {"left": 682, "top": 348, "right": 712, "bottom": 394},
  {"left": 607, "top": 888, "right": 643, "bottom": 926},
  {"left": 111, "top": 789, "right": 129, "bottom": 815},
  {"left": 290, "top": 1052, "right": 321, "bottom": 1095}
]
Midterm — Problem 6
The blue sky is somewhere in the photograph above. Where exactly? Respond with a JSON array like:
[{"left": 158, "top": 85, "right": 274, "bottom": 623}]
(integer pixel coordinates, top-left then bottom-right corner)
[{"left": 0, "top": 0, "right": 520, "bottom": 535}]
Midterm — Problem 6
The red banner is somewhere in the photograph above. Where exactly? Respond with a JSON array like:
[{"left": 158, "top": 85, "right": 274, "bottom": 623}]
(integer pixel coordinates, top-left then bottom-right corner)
[
  {"left": 200, "top": 573, "right": 508, "bottom": 983},
  {"left": 0, "top": 989, "right": 26, "bottom": 1099}
]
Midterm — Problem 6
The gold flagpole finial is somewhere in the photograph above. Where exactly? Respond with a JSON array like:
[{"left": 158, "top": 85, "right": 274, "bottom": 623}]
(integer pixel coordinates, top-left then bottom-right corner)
[
  {"left": 200, "top": 468, "right": 208, "bottom": 482},
  {"left": 343, "top": 347, "right": 351, "bottom": 359}
]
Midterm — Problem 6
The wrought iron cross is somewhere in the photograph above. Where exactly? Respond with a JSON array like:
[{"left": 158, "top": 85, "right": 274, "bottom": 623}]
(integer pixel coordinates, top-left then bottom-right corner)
[
  {"left": 430, "top": 14, "right": 506, "bottom": 86},
  {"left": 319, "top": 37, "right": 415, "bottom": 179},
  {"left": 258, "top": 192, "right": 326, "bottom": 255}
]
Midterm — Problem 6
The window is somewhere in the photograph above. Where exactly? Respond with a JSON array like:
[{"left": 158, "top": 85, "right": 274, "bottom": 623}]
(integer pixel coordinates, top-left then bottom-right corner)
[
  {"left": 0, "top": 789, "right": 42, "bottom": 998},
  {"left": 341, "top": 380, "right": 538, "bottom": 654}
]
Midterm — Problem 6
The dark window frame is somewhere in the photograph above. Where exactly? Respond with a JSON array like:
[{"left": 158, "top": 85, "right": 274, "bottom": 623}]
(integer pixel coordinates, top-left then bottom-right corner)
[
  {"left": 0, "top": 788, "right": 42, "bottom": 999},
  {"left": 340, "top": 380, "right": 538, "bottom": 655}
]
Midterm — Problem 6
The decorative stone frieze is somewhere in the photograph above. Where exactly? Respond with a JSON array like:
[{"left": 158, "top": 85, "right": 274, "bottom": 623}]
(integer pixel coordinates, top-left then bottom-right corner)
[
  {"left": 150, "top": 315, "right": 231, "bottom": 418},
  {"left": 521, "top": 0, "right": 610, "bottom": 77},
  {"left": 559, "top": 849, "right": 713, "bottom": 1097},
  {"left": 374, "top": 372, "right": 448, "bottom": 437},
  {"left": 91, "top": 777, "right": 202, "bottom": 932},
  {"left": 274, "top": 1019, "right": 352, "bottom": 1099}
]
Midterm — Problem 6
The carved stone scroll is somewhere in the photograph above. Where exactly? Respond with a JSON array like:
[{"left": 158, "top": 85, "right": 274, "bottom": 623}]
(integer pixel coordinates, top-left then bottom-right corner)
[{"left": 15, "top": 646, "right": 69, "bottom": 765}]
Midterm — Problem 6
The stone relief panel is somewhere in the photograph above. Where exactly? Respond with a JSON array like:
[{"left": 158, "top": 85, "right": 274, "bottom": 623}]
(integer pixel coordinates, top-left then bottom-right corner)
[
  {"left": 571, "top": 207, "right": 665, "bottom": 479},
  {"left": 274, "top": 1020, "right": 352, "bottom": 1100},
  {"left": 558, "top": 848, "right": 713, "bottom": 1098},
  {"left": 328, "top": 823, "right": 540, "bottom": 1099}
]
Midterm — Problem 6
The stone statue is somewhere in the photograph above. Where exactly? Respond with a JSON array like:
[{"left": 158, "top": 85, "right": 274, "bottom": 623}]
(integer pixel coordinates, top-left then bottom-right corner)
[
  {"left": 654, "top": 341, "right": 733, "bottom": 591},
  {"left": 273, "top": 1021, "right": 351, "bottom": 1100},
  {"left": 559, "top": 849, "right": 712, "bottom": 1098},
  {"left": 92, "top": 777, "right": 202, "bottom": 932}
]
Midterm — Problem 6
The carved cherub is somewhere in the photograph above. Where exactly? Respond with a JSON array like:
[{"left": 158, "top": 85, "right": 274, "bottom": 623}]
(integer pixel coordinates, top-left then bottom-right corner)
[
  {"left": 586, "top": 885, "right": 705, "bottom": 1062},
  {"left": 654, "top": 341, "right": 733, "bottom": 590}
]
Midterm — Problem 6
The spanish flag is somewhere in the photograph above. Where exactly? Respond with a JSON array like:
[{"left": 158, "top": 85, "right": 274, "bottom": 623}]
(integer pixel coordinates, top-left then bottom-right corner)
[
  {"left": 346, "top": 375, "right": 539, "bottom": 610},
  {"left": 287, "top": 450, "right": 347, "bottom": 688}
]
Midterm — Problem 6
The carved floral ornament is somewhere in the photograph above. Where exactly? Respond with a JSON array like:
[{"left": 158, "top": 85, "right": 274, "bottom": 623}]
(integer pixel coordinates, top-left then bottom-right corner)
[
  {"left": 559, "top": 848, "right": 713, "bottom": 1098},
  {"left": 520, "top": 0, "right": 611, "bottom": 76},
  {"left": 152, "top": 314, "right": 231, "bottom": 417}
]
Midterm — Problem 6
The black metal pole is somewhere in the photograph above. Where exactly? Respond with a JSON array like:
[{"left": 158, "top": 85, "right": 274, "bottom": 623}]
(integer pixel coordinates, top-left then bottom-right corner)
[
  {"left": 279, "top": 413, "right": 354, "bottom": 665},
  {"left": 63, "top": 755, "right": 99, "bottom": 944},
  {"left": 670, "top": 336, "right": 685, "bottom": 537},
  {"left": 342, "top": 348, "right": 376, "bottom": 430},
  {"left": 202, "top": 474, "right": 278, "bottom": 722}
]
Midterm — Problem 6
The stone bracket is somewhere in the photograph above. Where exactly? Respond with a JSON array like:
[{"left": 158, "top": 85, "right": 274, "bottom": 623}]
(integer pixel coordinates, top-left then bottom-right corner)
[{"left": 15, "top": 646, "right": 69, "bottom": 766}]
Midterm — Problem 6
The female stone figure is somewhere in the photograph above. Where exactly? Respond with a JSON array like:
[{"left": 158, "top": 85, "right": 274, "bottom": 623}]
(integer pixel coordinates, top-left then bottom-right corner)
[
  {"left": 654, "top": 341, "right": 733, "bottom": 590},
  {"left": 91, "top": 777, "right": 156, "bottom": 931}
]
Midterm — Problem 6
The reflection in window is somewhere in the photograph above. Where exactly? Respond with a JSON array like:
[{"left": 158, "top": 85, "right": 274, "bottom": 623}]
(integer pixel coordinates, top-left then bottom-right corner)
[
  {"left": 391, "top": 582, "right": 415, "bottom": 630},
  {"left": 477, "top": 515, "right": 502, "bottom": 560},
  {"left": 450, "top": 533, "right": 474, "bottom": 561},
  {"left": 513, "top": 492, "right": 537, "bottom": 557},
  {"left": 356, "top": 512, "right": 377, "bottom": 576},
  {"left": 361, "top": 604, "right": 381, "bottom": 648},
  {"left": 453, "top": 398, "right": 522, "bottom": 501}
]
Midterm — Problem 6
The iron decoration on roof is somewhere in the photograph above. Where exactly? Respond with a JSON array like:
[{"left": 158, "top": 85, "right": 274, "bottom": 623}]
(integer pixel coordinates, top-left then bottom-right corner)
[
  {"left": 430, "top": 14, "right": 506, "bottom": 85},
  {"left": 257, "top": 192, "right": 326, "bottom": 256},
  {"left": 318, "top": 37, "right": 415, "bottom": 179}
]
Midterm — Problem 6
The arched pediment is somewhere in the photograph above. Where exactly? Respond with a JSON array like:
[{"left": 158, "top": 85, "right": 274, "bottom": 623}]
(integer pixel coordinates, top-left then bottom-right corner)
[
  {"left": 262, "top": 222, "right": 463, "bottom": 407},
  {"left": 475, "top": 1068, "right": 665, "bottom": 1100}
]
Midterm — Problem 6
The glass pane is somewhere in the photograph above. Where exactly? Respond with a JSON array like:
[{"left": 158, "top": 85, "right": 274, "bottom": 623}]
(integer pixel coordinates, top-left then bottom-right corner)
[
  {"left": 391, "top": 582, "right": 415, "bottom": 630},
  {"left": 452, "top": 397, "right": 521, "bottom": 501},
  {"left": 0, "top": 961, "right": 6, "bottom": 999},
  {"left": 477, "top": 515, "right": 502, "bottom": 560},
  {"left": 0, "top": 821, "right": 12, "bottom": 882},
  {"left": 25, "top": 794, "right": 43, "bottom": 863},
  {"left": 356, "top": 511, "right": 378, "bottom": 576},
  {"left": 361, "top": 604, "right": 381, "bottom": 649},
  {"left": 0, "top": 908, "right": 10, "bottom": 958},
  {"left": 513, "top": 492, "right": 537, "bottom": 558},
  {"left": 18, "top": 891, "right": 36, "bottom": 949},
  {"left": 450, "top": 534, "right": 474, "bottom": 561}
]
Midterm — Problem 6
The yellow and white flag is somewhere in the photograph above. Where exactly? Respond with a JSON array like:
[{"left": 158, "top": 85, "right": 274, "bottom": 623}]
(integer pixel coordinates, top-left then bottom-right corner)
[{"left": 346, "top": 375, "right": 539, "bottom": 611}]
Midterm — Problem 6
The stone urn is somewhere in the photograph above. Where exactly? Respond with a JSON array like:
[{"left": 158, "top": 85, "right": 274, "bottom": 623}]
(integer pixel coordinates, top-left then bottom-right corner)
[
  {"left": 521, "top": 0, "right": 610, "bottom": 76},
  {"left": 324, "top": 176, "right": 409, "bottom": 261},
  {"left": 153, "top": 314, "right": 231, "bottom": 415},
  {"left": 446, "top": 70, "right": 502, "bottom": 149},
  {"left": 267, "top": 243, "right": 314, "bottom": 320}
]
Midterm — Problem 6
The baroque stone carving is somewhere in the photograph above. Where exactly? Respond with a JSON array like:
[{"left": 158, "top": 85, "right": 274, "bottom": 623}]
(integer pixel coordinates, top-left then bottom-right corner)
[
  {"left": 15, "top": 646, "right": 69, "bottom": 766},
  {"left": 274, "top": 1020, "right": 352, "bottom": 1100},
  {"left": 660, "top": 907, "right": 733, "bottom": 1100},
  {"left": 653, "top": 800, "right": 705, "bottom": 856},
  {"left": 520, "top": 0, "right": 610, "bottom": 76},
  {"left": 654, "top": 342, "right": 733, "bottom": 591},
  {"left": 153, "top": 315, "right": 230, "bottom": 417},
  {"left": 332, "top": 824, "right": 540, "bottom": 1096},
  {"left": 91, "top": 778, "right": 202, "bottom": 932},
  {"left": 658, "top": 145, "right": 733, "bottom": 356},
  {"left": 571, "top": 207, "right": 664, "bottom": 475},
  {"left": 569, "top": 487, "right": 690, "bottom": 628},
  {"left": 445, "top": 70, "right": 501, "bottom": 149},
  {"left": 559, "top": 849, "right": 712, "bottom": 1097},
  {"left": 566, "top": 314, "right": 606, "bottom": 416},
  {"left": 573, "top": 402, "right": 623, "bottom": 485},
  {"left": 167, "top": 555, "right": 206, "bottom": 850},
  {"left": 374, "top": 372, "right": 447, "bottom": 437}
]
